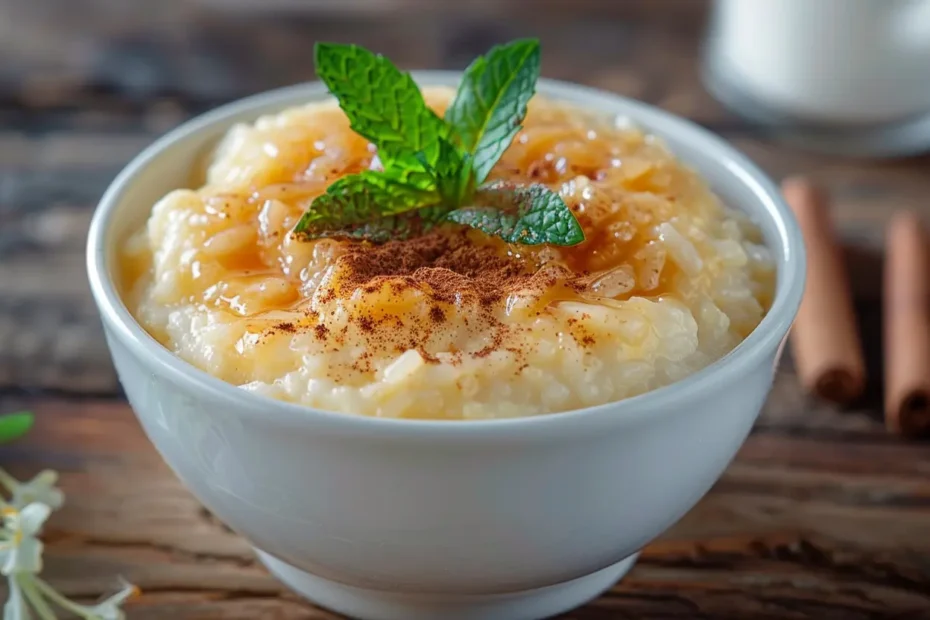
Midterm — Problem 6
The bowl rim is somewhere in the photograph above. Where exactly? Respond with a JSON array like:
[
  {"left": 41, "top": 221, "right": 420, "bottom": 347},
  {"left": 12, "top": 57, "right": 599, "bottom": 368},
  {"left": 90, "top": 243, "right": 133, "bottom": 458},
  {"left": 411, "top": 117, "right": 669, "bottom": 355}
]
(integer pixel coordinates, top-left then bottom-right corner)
[{"left": 87, "top": 71, "right": 805, "bottom": 439}]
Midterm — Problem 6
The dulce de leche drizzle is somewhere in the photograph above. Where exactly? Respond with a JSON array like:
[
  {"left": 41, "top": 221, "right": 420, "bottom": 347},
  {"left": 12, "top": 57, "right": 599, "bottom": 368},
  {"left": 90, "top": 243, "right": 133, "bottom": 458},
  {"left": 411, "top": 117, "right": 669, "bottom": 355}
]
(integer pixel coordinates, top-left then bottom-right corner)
[
  {"left": 250, "top": 200, "right": 679, "bottom": 377},
  {"left": 123, "top": 87, "right": 764, "bottom": 388}
]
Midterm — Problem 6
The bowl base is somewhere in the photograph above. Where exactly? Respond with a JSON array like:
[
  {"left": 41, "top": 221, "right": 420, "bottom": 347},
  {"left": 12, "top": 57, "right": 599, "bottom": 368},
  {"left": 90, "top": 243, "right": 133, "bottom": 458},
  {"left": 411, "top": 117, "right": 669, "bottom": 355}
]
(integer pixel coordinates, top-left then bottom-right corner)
[{"left": 256, "top": 550, "right": 638, "bottom": 620}]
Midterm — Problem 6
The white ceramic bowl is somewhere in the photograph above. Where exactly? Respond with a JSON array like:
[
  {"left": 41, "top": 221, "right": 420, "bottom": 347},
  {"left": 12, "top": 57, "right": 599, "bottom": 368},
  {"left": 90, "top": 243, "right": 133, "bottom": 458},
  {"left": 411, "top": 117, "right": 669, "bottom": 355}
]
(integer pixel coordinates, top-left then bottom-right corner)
[{"left": 87, "top": 73, "right": 805, "bottom": 620}]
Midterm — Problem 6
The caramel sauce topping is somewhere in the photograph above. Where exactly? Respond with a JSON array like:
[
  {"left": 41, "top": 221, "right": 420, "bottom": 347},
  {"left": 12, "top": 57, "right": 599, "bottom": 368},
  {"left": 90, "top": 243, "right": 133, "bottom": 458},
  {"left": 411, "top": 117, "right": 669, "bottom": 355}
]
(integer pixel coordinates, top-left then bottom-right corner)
[{"left": 123, "top": 87, "right": 768, "bottom": 381}]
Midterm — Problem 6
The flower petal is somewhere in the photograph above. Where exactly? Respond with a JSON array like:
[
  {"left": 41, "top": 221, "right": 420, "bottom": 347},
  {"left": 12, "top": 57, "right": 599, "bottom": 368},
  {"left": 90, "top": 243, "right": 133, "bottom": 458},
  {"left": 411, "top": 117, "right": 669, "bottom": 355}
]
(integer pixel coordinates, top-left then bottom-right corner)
[
  {"left": 93, "top": 604, "right": 125, "bottom": 620},
  {"left": 13, "top": 472, "right": 63, "bottom": 511},
  {"left": 28, "top": 472, "right": 56, "bottom": 488},
  {"left": 87, "top": 581, "right": 139, "bottom": 620},
  {"left": 0, "top": 549, "right": 17, "bottom": 576},
  {"left": 17, "top": 505, "right": 49, "bottom": 537},
  {"left": 13, "top": 538, "right": 43, "bottom": 574}
]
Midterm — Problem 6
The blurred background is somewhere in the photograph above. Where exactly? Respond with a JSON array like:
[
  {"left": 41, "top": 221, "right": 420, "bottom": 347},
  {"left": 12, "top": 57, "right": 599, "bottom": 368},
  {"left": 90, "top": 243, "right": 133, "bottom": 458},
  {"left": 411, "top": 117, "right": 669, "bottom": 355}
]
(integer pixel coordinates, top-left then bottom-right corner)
[{"left": 4, "top": 0, "right": 925, "bottom": 408}]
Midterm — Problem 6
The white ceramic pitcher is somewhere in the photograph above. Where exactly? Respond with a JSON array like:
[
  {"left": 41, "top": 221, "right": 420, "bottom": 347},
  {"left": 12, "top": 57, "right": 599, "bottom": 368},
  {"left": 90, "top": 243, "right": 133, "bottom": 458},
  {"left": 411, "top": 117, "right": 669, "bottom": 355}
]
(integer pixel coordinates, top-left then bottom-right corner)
[{"left": 704, "top": 0, "right": 930, "bottom": 155}]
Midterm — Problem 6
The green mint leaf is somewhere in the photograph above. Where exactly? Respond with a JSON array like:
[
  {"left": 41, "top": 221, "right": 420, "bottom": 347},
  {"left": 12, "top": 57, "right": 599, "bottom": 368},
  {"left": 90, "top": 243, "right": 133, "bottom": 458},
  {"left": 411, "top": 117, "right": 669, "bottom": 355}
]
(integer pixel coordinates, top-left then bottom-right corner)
[
  {"left": 295, "top": 39, "right": 562, "bottom": 245},
  {"left": 445, "top": 39, "right": 541, "bottom": 184},
  {"left": 0, "top": 411, "right": 34, "bottom": 444},
  {"left": 314, "top": 43, "right": 448, "bottom": 170},
  {"left": 446, "top": 183, "right": 584, "bottom": 246},
  {"left": 293, "top": 171, "right": 439, "bottom": 236},
  {"left": 299, "top": 206, "right": 450, "bottom": 243},
  {"left": 418, "top": 139, "right": 475, "bottom": 211},
  {"left": 375, "top": 152, "right": 440, "bottom": 193}
]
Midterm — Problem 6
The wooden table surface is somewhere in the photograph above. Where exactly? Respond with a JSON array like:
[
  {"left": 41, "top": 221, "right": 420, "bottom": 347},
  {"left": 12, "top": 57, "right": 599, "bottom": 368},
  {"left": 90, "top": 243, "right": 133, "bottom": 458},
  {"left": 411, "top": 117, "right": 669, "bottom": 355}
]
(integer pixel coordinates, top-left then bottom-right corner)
[{"left": 2, "top": 1, "right": 930, "bottom": 618}]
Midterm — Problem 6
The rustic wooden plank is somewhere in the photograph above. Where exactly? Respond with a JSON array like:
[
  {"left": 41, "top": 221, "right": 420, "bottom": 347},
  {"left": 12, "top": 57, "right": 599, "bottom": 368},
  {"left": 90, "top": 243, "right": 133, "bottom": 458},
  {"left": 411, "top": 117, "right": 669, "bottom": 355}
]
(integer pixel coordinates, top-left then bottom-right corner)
[{"left": 0, "top": 398, "right": 927, "bottom": 619}]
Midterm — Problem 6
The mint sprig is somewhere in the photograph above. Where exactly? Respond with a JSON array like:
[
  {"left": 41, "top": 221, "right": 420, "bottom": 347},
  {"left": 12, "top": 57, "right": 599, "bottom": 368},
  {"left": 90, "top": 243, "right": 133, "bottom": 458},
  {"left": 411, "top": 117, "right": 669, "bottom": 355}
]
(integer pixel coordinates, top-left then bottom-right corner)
[{"left": 294, "top": 39, "right": 585, "bottom": 247}]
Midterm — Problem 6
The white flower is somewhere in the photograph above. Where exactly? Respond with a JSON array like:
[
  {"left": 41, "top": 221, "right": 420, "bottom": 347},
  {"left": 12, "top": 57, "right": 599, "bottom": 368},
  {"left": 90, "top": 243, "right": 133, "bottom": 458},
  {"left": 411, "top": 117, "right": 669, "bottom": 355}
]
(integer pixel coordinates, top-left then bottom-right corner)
[
  {"left": 0, "top": 471, "right": 63, "bottom": 511},
  {"left": 81, "top": 581, "right": 140, "bottom": 620},
  {"left": 3, "top": 577, "right": 30, "bottom": 620},
  {"left": 0, "top": 504, "right": 50, "bottom": 576},
  {"left": 0, "top": 469, "right": 138, "bottom": 620}
]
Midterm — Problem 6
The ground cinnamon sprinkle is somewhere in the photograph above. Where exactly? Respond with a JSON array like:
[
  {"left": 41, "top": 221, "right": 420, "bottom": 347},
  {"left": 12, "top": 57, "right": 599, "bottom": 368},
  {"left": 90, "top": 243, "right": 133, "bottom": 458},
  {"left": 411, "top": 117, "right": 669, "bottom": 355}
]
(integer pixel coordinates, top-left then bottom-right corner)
[
  {"left": 336, "top": 229, "right": 540, "bottom": 303},
  {"left": 269, "top": 228, "right": 600, "bottom": 360},
  {"left": 429, "top": 306, "right": 446, "bottom": 324}
]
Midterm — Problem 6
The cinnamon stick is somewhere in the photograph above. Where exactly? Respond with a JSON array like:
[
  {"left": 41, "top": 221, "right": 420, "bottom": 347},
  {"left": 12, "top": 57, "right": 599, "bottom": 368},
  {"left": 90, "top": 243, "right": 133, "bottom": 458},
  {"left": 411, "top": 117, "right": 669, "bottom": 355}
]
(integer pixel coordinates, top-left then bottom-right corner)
[
  {"left": 883, "top": 211, "right": 930, "bottom": 438},
  {"left": 783, "top": 177, "right": 865, "bottom": 404}
]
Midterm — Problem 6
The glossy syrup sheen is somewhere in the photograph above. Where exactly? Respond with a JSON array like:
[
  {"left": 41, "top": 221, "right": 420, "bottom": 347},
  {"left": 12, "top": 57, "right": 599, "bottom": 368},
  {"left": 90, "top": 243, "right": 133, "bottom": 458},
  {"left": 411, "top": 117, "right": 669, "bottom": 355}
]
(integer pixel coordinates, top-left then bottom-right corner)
[{"left": 119, "top": 87, "right": 775, "bottom": 419}]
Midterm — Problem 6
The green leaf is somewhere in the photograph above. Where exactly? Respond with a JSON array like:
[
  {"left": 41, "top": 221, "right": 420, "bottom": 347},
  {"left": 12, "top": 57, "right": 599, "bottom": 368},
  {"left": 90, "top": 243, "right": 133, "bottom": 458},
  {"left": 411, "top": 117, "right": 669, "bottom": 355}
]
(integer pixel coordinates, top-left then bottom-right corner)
[
  {"left": 293, "top": 170, "right": 440, "bottom": 236},
  {"left": 445, "top": 39, "right": 541, "bottom": 183},
  {"left": 446, "top": 183, "right": 585, "bottom": 246},
  {"left": 295, "top": 40, "right": 562, "bottom": 245},
  {"left": 0, "top": 411, "right": 34, "bottom": 444},
  {"left": 300, "top": 206, "right": 450, "bottom": 243},
  {"left": 418, "top": 139, "right": 475, "bottom": 212},
  {"left": 314, "top": 43, "right": 449, "bottom": 170}
]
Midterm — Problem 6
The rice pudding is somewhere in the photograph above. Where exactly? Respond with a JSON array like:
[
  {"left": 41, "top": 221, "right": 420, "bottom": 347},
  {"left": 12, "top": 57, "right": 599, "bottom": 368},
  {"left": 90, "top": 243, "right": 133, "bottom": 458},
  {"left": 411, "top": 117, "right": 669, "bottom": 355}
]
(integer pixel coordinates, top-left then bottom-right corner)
[{"left": 119, "top": 87, "right": 775, "bottom": 420}]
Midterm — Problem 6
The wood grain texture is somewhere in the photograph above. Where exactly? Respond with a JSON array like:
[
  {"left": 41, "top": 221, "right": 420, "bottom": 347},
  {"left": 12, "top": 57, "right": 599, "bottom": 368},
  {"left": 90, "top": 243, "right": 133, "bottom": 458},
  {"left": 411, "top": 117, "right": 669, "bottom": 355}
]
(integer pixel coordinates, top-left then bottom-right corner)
[
  {"left": 0, "top": 394, "right": 930, "bottom": 620},
  {"left": 1, "top": 397, "right": 928, "bottom": 619},
  {"left": 2, "top": 0, "right": 930, "bottom": 617}
]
